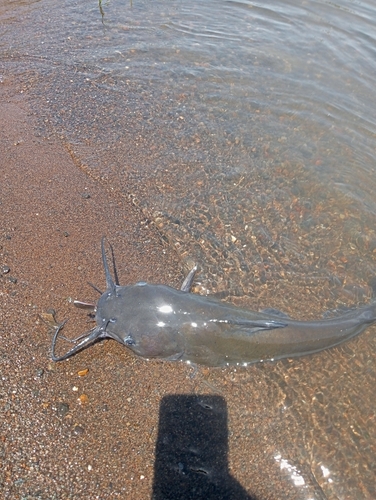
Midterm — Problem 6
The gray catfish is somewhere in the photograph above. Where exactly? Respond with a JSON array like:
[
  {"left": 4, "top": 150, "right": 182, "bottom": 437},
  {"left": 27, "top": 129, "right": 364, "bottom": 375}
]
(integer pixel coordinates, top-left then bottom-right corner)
[{"left": 51, "top": 238, "right": 376, "bottom": 366}]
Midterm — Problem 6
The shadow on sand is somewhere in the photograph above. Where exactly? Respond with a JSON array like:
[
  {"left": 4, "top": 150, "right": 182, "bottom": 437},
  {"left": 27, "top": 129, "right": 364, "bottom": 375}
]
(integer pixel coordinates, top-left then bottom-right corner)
[{"left": 152, "top": 394, "right": 256, "bottom": 500}]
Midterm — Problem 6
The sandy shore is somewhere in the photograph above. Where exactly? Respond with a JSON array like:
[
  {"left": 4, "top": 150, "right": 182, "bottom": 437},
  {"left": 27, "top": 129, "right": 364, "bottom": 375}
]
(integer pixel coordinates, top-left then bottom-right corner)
[
  {"left": 1, "top": 82, "right": 281, "bottom": 500},
  {"left": 0, "top": 84, "right": 206, "bottom": 499},
  {"left": 2, "top": 80, "right": 375, "bottom": 500}
]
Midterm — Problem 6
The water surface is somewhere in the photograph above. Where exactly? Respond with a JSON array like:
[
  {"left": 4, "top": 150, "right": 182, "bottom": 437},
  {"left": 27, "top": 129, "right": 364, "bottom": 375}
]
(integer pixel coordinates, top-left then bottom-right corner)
[{"left": 1, "top": 0, "right": 376, "bottom": 498}]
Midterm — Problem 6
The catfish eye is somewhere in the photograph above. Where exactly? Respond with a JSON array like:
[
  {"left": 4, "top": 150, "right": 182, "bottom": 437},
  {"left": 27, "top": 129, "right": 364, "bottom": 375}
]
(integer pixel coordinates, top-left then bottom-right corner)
[{"left": 124, "top": 335, "right": 135, "bottom": 346}]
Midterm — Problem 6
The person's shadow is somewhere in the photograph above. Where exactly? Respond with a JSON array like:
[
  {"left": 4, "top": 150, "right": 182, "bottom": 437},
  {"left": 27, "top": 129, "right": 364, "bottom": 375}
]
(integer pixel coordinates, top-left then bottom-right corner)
[{"left": 152, "top": 394, "right": 257, "bottom": 500}]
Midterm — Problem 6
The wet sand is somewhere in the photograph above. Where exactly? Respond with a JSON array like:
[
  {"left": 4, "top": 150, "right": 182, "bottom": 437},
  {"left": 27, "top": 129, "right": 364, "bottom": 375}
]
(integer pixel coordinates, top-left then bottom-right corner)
[
  {"left": 0, "top": 82, "right": 260, "bottom": 499},
  {"left": 0, "top": 84, "right": 193, "bottom": 498},
  {"left": 1, "top": 80, "right": 375, "bottom": 499},
  {"left": 0, "top": 77, "right": 314, "bottom": 500}
]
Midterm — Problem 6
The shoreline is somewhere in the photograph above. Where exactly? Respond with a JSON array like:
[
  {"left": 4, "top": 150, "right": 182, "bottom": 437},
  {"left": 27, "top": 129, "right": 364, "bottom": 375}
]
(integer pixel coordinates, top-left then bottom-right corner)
[
  {"left": 0, "top": 82, "right": 195, "bottom": 499},
  {"left": 1, "top": 77, "right": 374, "bottom": 499}
]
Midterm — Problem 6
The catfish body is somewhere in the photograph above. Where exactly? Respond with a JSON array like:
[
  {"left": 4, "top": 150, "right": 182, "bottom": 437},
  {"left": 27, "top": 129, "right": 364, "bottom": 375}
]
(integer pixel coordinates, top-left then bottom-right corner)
[
  {"left": 51, "top": 238, "right": 376, "bottom": 366},
  {"left": 95, "top": 281, "right": 376, "bottom": 367}
]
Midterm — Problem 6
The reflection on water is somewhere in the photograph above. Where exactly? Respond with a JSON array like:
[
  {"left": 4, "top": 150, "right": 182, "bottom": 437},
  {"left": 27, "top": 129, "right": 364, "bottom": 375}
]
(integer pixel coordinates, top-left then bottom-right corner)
[{"left": 1, "top": 0, "right": 376, "bottom": 498}]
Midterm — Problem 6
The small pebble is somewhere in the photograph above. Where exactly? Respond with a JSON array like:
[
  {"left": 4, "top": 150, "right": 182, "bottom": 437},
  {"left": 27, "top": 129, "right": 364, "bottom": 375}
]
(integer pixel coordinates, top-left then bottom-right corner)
[
  {"left": 78, "top": 394, "right": 89, "bottom": 404},
  {"left": 2, "top": 265, "right": 10, "bottom": 274},
  {"left": 81, "top": 192, "right": 91, "bottom": 199},
  {"left": 77, "top": 368, "right": 89, "bottom": 377},
  {"left": 40, "top": 312, "right": 57, "bottom": 327},
  {"left": 56, "top": 402, "right": 70, "bottom": 418},
  {"left": 73, "top": 425, "right": 84, "bottom": 436}
]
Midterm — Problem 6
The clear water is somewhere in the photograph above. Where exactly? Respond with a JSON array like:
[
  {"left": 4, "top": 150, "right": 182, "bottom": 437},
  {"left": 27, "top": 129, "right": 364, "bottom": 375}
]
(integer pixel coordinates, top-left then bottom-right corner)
[{"left": 1, "top": 0, "right": 376, "bottom": 497}]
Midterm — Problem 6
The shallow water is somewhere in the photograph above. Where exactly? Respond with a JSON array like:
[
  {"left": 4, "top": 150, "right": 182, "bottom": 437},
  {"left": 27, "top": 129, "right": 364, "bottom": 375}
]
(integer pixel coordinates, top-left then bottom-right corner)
[{"left": 1, "top": 0, "right": 376, "bottom": 498}]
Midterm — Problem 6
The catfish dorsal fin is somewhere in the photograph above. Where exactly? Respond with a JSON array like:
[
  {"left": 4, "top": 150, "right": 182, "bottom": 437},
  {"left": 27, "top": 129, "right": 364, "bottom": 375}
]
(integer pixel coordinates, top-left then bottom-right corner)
[{"left": 101, "top": 237, "right": 116, "bottom": 291}]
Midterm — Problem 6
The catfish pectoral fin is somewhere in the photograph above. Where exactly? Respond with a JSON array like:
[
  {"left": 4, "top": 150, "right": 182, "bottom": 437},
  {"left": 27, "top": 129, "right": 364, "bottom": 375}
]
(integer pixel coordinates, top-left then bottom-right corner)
[{"left": 261, "top": 307, "right": 291, "bottom": 319}]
